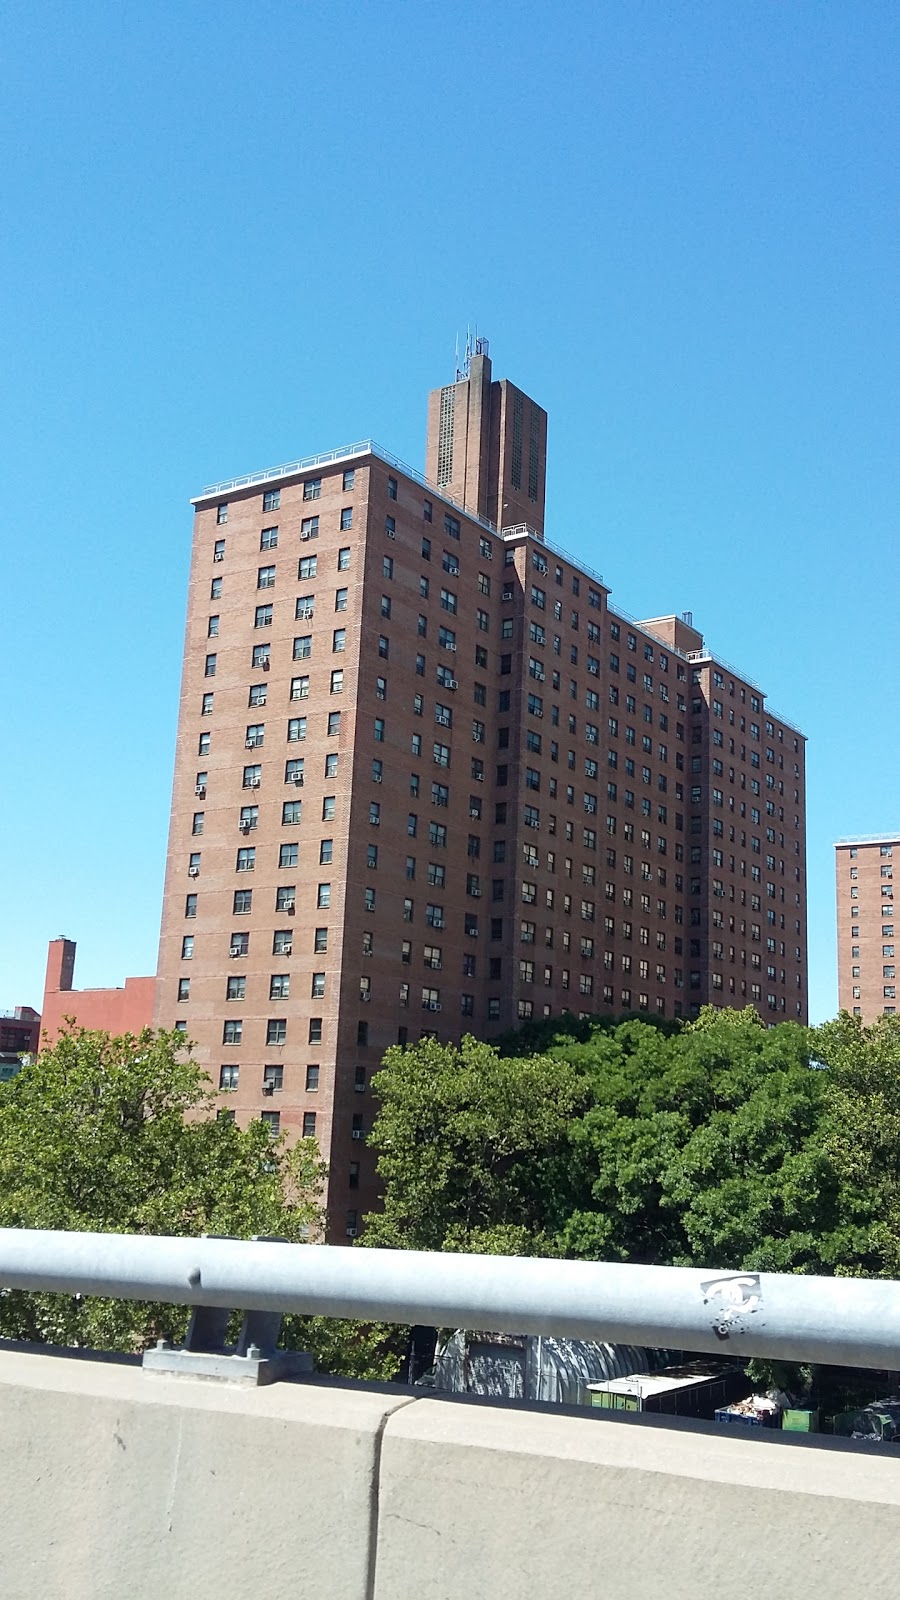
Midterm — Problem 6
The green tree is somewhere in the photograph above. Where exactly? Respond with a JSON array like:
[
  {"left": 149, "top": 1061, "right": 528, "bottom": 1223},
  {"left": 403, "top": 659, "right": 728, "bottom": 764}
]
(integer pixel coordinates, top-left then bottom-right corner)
[
  {"left": 0, "top": 1026, "right": 324, "bottom": 1352},
  {"left": 814, "top": 1011, "right": 900, "bottom": 1276},
  {"left": 365, "top": 1034, "right": 591, "bottom": 1254},
  {"left": 365, "top": 1011, "right": 855, "bottom": 1279}
]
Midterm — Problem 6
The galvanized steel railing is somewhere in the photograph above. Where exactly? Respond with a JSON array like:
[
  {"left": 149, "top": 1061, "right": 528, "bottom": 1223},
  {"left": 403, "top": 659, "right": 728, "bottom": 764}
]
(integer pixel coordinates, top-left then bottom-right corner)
[{"left": 0, "top": 1230, "right": 897, "bottom": 1370}]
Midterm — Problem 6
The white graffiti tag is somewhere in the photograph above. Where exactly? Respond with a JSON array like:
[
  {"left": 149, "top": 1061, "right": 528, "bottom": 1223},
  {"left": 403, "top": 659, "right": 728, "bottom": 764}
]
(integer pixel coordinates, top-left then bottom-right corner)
[{"left": 701, "top": 1274, "right": 762, "bottom": 1336}]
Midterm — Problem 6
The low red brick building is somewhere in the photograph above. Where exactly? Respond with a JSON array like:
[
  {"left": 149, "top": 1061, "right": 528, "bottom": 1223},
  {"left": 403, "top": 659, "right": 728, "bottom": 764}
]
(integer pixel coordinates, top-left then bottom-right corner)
[{"left": 41, "top": 938, "right": 156, "bottom": 1044}]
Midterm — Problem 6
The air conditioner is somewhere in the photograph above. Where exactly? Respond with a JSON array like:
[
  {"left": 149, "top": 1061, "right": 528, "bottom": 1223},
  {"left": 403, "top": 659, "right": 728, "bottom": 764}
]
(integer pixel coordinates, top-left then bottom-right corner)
[
  {"left": 262, "top": 1083, "right": 275, "bottom": 1096},
  {"left": 470, "top": 887, "right": 481, "bottom": 897},
  {"left": 427, "top": 1002, "right": 441, "bottom": 1012},
  {"left": 213, "top": 551, "right": 224, "bottom": 562},
  {"left": 188, "top": 866, "right": 199, "bottom": 878},
  {"left": 446, "top": 642, "right": 457, "bottom": 652},
  {"left": 469, "top": 807, "right": 480, "bottom": 819},
  {"left": 385, "top": 528, "right": 395, "bottom": 539},
  {"left": 292, "top": 774, "right": 304, "bottom": 786},
  {"left": 261, "top": 659, "right": 270, "bottom": 671},
  {"left": 360, "top": 992, "right": 370, "bottom": 1002},
  {"left": 351, "top": 1129, "right": 363, "bottom": 1140},
  {"left": 300, "top": 531, "right": 311, "bottom": 541},
  {"left": 195, "top": 786, "right": 206, "bottom": 798},
  {"left": 245, "top": 739, "right": 256, "bottom": 749},
  {"left": 448, "top": 680, "right": 458, "bottom": 691},
  {"left": 372, "top": 773, "right": 382, "bottom": 783},
  {"left": 240, "top": 822, "right": 252, "bottom": 834},
  {"left": 281, "top": 943, "right": 292, "bottom": 956},
  {"left": 247, "top": 777, "right": 260, "bottom": 788},
  {"left": 346, "top": 1227, "right": 358, "bottom": 1238},
  {"left": 229, "top": 948, "right": 241, "bottom": 958}
]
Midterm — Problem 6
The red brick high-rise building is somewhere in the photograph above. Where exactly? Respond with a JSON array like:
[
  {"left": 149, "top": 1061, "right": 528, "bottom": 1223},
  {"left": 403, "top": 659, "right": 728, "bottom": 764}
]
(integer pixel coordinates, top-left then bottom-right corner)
[
  {"left": 835, "top": 835, "right": 898, "bottom": 1021},
  {"left": 154, "top": 346, "right": 808, "bottom": 1236}
]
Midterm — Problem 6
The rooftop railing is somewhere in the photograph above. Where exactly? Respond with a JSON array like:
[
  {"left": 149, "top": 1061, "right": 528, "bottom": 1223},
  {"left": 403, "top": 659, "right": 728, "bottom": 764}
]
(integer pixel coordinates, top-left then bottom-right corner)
[
  {"left": 0, "top": 1229, "right": 898, "bottom": 1370},
  {"left": 835, "top": 834, "right": 900, "bottom": 848}
]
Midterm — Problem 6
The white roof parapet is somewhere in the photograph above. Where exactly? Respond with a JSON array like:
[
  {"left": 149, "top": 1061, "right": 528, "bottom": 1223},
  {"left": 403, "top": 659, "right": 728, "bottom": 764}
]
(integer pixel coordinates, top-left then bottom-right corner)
[{"left": 835, "top": 834, "right": 900, "bottom": 848}]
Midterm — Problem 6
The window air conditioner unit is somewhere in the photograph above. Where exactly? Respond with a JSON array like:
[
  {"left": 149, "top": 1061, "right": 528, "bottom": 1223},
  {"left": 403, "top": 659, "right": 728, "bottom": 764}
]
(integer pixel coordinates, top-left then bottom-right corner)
[
  {"left": 262, "top": 1082, "right": 275, "bottom": 1096},
  {"left": 229, "top": 948, "right": 241, "bottom": 958},
  {"left": 371, "top": 816, "right": 380, "bottom": 825},
  {"left": 427, "top": 1002, "right": 441, "bottom": 1012},
  {"left": 213, "top": 551, "right": 224, "bottom": 562},
  {"left": 471, "top": 887, "right": 481, "bottom": 897},
  {"left": 195, "top": 786, "right": 206, "bottom": 798},
  {"left": 240, "top": 822, "right": 252, "bottom": 833},
  {"left": 360, "top": 993, "right": 370, "bottom": 1002},
  {"left": 300, "top": 531, "right": 311, "bottom": 541},
  {"left": 292, "top": 774, "right": 304, "bottom": 785},
  {"left": 283, "top": 900, "right": 295, "bottom": 913},
  {"left": 351, "top": 1128, "right": 363, "bottom": 1140},
  {"left": 448, "top": 680, "right": 458, "bottom": 691},
  {"left": 247, "top": 777, "right": 260, "bottom": 788},
  {"left": 446, "top": 642, "right": 457, "bottom": 652},
  {"left": 372, "top": 773, "right": 382, "bottom": 783},
  {"left": 386, "top": 528, "right": 395, "bottom": 539},
  {"left": 188, "top": 866, "right": 199, "bottom": 878},
  {"left": 245, "top": 739, "right": 256, "bottom": 749},
  {"left": 261, "top": 658, "right": 270, "bottom": 671},
  {"left": 346, "top": 1227, "right": 358, "bottom": 1238}
]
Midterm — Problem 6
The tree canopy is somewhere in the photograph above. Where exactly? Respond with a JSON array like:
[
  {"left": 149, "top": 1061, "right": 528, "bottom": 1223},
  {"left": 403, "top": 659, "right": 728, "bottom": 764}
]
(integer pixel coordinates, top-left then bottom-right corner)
[
  {"left": 0, "top": 1026, "right": 323, "bottom": 1352},
  {"left": 367, "top": 1008, "right": 900, "bottom": 1282}
]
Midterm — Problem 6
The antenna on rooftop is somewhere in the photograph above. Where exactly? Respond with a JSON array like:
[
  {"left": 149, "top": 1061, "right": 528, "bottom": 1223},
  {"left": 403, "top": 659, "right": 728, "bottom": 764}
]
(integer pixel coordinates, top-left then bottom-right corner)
[{"left": 455, "top": 325, "right": 489, "bottom": 381}]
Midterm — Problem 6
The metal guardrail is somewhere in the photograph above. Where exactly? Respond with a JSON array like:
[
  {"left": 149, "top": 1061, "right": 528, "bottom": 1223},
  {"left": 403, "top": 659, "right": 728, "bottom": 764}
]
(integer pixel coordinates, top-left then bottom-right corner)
[{"left": 0, "top": 1230, "right": 898, "bottom": 1370}]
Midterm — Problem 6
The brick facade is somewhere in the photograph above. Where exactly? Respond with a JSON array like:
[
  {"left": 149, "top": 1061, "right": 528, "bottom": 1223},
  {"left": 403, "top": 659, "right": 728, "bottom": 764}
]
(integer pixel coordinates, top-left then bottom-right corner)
[{"left": 154, "top": 352, "right": 808, "bottom": 1237}]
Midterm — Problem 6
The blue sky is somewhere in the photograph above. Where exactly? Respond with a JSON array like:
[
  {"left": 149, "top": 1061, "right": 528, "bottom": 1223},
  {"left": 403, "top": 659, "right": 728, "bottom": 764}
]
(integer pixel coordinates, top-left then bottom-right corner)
[{"left": 2, "top": 0, "right": 896, "bottom": 1024}]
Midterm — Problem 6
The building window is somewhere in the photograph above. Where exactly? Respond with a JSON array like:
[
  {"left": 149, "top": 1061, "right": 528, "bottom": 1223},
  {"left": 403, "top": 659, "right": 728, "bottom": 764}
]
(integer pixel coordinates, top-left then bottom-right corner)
[
  {"left": 255, "top": 604, "right": 273, "bottom": 628},
  {"left": 263, "top": 489, "right": 281, "bottom": 512},
  {"left": 260, "top": 525, "right": 278, "bottom": 550},
  {"left": 222, "top": 1019, "right": 242, "bottom": 1045},
  {"left": 219, "top": 1064, "right": 238, "bottom": 1090},
  {"left": 226, "top": 975, "right": 246, "bottom": 1000}
]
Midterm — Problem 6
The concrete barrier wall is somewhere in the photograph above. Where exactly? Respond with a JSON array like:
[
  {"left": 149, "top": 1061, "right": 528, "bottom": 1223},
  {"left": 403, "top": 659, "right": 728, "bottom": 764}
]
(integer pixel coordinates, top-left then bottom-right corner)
[{"left": 0, "top": 1349, "right": 898, "bottom": 1600}]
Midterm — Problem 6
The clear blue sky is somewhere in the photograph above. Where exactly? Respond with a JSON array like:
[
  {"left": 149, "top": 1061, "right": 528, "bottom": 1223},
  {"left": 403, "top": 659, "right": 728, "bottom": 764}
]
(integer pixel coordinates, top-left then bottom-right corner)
[{"left": 2, "top": 1, "right": 897, "bottom": 1024}]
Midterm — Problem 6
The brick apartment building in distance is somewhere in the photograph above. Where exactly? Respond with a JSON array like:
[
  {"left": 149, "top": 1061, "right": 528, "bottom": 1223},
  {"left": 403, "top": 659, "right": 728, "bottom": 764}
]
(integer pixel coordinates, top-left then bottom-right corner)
[
  {"left": 835, "top": 835, "right": 898, "bottom": 1021},
  {"left": 154, "top": 344, "right": 808, "bottom": 1238}
]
